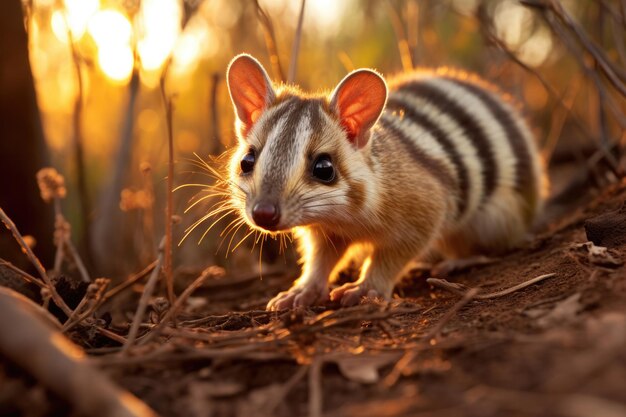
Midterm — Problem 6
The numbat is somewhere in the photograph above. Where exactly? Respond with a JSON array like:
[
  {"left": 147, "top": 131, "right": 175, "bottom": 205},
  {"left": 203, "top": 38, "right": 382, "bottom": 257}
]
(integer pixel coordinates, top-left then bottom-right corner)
[{"left": 224, "top": 54, "right": 546, "bottom": 310}]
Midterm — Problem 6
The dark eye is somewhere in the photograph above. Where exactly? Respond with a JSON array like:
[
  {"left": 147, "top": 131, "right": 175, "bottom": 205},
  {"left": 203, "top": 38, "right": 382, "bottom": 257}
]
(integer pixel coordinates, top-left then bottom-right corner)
[
  {"left": 240, "top": 149, "right": 255, "bottom": 174},
  {"left": 312, "top": 154, "right": 335, "bottom": 183}
]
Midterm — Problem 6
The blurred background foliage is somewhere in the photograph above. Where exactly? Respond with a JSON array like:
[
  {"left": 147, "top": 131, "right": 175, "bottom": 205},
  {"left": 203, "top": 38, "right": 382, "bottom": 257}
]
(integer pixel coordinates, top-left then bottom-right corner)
[{"left": 7, "top": 0, "right": 626, "bottom": 278}]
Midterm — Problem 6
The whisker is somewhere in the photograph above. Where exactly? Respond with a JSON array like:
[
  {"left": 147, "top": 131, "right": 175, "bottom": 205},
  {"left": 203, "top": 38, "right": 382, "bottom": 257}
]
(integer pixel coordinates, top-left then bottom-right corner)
[
  {"left": 225, "top": 222, "right": 248, "bottom": 255},
  {"left": 299, "top": 189, "right": 342, "bottom": 202},
  {"left": 232, "top": 229, "right": 256, "bottom": 252},
  {"left": 217, "top": 219, "right": 246, "bottom": 254},
  {"left": 173, "top": 183, "right": 214, "bottom": 191},
  {"left": 182, "top": 211, "right": 213, "bottom": 236},
  {"left": 184, "top": 193, "right": 225, "bottom": 213},
  {"left": 205, "top": 204, "right": 239, "bottom": 219},
  {"left": 219, "top": 217, "right": 245, "bottom": 238},
  {"left": 301, "top": 202, "right": 346, "bottom": 209},
  {"left": 197, "top": 210, "right": 235, "bottom": 244}
]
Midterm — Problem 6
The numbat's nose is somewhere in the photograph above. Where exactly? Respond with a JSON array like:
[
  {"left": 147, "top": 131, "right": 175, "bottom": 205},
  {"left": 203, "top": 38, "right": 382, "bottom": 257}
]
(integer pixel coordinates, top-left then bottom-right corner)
[{"left": 252, "top": 202, "right": 280, "bottom": 229}]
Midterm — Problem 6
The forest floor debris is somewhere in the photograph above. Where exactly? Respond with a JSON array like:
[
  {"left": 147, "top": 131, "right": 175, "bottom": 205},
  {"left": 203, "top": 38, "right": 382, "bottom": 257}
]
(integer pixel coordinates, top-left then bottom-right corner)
[{"left": 2, "top": 180, "right": 626, "bottom": 417}]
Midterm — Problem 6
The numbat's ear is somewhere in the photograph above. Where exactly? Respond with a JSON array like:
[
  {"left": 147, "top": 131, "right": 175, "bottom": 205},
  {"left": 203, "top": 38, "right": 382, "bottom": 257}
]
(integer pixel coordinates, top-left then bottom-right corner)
[
  {"left": 330, "top": 69, "right": 387, "bottom": 148},
  {"left": 227, "top": 54, "right": 276, "bottom": 135}
]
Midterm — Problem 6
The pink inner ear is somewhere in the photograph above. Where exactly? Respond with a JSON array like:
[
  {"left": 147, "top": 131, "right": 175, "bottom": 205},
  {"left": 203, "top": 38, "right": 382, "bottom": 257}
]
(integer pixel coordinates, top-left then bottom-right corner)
[
  {"left": 228, "top": 56, "right": 273, "bottom": 130},
  {"left": 341, "top": 118, "right": 359, "bottom": 142},
  {"left": 333, "top": 71, "right": 387, "bottom": 147}
]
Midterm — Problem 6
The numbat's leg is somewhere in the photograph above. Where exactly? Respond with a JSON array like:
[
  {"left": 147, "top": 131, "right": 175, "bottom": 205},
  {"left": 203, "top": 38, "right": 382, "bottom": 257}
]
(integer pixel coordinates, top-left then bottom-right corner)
[
  {"left": 267, "top": 229, "right": 348, "bottom": 310},
  {"left": 330, "top": 245, "right": 415, "bottom": 306}
]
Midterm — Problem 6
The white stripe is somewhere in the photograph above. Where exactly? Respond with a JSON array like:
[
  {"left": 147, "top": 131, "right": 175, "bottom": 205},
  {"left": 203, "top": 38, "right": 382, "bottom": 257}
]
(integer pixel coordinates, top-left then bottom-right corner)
[
  {"left": 425, "top": 77, "right": 517, "bottom": 192},
  {"left": 380, "top": 112, "right": 458, "bottom": 184},
  {"left": 391, "top": 90, "right": 484, "bottom": 222}
]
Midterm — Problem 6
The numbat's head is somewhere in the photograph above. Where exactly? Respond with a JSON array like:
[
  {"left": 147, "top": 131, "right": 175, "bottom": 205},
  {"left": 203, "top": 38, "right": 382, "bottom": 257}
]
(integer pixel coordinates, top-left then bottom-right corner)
[{"left": 226, "top": 54, "right": 387, "bottom": 232}]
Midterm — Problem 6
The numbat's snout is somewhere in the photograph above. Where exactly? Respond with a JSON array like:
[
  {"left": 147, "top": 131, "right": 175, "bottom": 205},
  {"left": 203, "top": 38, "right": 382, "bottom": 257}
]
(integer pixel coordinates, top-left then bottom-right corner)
[{"left": 223, "top": 53, "right": 547, "bottom": 310}]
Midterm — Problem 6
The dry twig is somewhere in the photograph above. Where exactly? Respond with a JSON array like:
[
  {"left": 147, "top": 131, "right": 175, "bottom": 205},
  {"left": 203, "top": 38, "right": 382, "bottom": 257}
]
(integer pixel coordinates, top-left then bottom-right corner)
[
  {"left": 253, "top": 0, "right": 285, "bottom": 82},
  {"left": 60, "top": 7, "right": 93, "bottom": 265},
  {"left": 103, "top": 260, "right": 158, "bottom": 302},
  {"left": 263, "top": 366, "right": 309, "bottom": 414},
  {"left": 37, "top": 167, "right": 91, "bottom": 282},
  {"left": 62, "top": 277, "right": 110, "bottom": 332},
  {"left": 123, "top": 239, "right": 165, "bottom": 353},
  {"left": 426, "top": 273, "right": 557, "bottom": 299},
  {"left": 209, "top": 73, "right": 222, "bottom": 152},
  {"left": 384, "top": 289, "right": 479, "bottom": 387},
  {"left": 309, "top": 358, "right": 323, "bottom": 417},
  {"left": 0, "top": 207, "right": 72, "bottom": 316},
  {"left": 287, "top": 0, "right": 306, "bottom": 84},
  {"left": 138, "top": 266, "right": 224, "bottom": 346},
  {"left": 386, "top": 0, "right": 414, "bottom": 71},
  {"left": 160, "top": 58, "right": 176, "bottom": 307},
  {"left": 0, "top": 258, "right": 45, "bottom": 288}
]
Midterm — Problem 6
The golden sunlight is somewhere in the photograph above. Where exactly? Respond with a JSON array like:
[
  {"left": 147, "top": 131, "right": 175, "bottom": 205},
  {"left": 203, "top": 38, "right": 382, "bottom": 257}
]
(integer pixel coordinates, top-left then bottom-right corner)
[
  {"left": 89, "top": 9, "right": 134, "bottom": 82},
  {"left": 136, "top": 0, "right": 181, "bottom": 71},
  {"left": 88, "top": 9, "right": 132, "bottom": 46},
  {"left": 51, "top": 0, "right": 99, "bottom": 42},
  {"left": 98, "top": 45, "right": 134, "bottom": 83}
]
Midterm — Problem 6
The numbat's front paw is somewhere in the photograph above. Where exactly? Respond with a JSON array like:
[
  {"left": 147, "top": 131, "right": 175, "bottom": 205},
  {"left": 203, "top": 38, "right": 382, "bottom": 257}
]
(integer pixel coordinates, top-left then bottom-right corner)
[
  {"left": 266, "top": 285, "right": 328, "bottom": 311},
  {"left": 330, "top": 282, "right": 388, "bottom": 307}
]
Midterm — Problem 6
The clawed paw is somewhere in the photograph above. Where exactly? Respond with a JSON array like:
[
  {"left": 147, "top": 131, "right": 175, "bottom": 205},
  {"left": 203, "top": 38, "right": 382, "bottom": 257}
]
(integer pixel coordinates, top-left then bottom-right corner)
[
  {"left": 266, "top": 285, "right": 328, "bottom": 311},
  {"left": 329, "top": 282, "right": 385, "bottom": 307}
]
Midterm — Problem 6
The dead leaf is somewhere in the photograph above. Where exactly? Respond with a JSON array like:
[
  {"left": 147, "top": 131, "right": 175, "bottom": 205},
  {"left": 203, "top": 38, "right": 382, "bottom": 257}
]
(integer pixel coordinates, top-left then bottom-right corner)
[
  {"left": 537, "top": 293, "right": 584, "bottom": 328},
  {"left": 571, "top": 242, "right": 623, "bottom": 267},
  {"left": 331, "top": 352, "right": 402, "bottom": 384}
]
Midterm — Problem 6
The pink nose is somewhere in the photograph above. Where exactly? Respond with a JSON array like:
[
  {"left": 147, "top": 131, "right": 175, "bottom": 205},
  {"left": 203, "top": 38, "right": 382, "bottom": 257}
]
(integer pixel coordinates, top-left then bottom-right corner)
[{"left": 252, "top": 202, "right": 280, "bottom": 229}]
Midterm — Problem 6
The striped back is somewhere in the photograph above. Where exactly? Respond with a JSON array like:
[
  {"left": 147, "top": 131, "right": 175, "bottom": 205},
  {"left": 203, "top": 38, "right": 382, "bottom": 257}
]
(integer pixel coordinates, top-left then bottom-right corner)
[{"left": 378, "top": 69, "right": 542, "bottom": 225}]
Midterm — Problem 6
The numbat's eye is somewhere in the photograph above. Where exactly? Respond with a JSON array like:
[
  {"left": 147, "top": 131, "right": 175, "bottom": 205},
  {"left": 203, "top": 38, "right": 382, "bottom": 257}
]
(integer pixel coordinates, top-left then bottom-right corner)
[
  {"left": 240, "top": 149, "right": 255, "bottom": 174},
  {"left": 312, "top": 154, "right": 335, "bottom": 183}
]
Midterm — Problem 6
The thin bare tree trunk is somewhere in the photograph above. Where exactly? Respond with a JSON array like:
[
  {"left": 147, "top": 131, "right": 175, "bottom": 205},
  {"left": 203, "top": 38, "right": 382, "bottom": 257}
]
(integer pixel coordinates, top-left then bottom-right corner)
[{"left": 0, "top": 0, "right": 54, "bottom": 267}]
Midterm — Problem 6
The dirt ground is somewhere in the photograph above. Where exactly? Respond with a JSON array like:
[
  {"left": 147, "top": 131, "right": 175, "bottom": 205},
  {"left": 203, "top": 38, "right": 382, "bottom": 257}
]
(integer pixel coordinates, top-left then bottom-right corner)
[{"left": 2, "top": 179, "right": 626, "bottom": 417}]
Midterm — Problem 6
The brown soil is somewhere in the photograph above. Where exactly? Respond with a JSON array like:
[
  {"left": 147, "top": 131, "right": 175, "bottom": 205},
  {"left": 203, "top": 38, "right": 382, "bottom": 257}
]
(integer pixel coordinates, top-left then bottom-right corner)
[{"left": 3, "top": 180, "right": 626, "bottom": 417}]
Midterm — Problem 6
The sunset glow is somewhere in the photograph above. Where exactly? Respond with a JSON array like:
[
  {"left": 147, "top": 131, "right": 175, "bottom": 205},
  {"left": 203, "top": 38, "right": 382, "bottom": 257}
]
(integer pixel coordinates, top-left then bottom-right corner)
[
  {"left": 88, "top": 9, "right": 132, "bottom": 47},
  {"left": 136, "top": 0, "right": 181, "bottom": 71},
  {"left": 98, "top": 45, "right": 134, "bottom": 83},
  {"left": 89, "top": 9, "right": 135, "bottom": 82},
  {"left": 27, "top": 0, "right": 562, "bottom": 158},
  {"left": 65, "top": 0, "right": 99, "bottom": 37}
]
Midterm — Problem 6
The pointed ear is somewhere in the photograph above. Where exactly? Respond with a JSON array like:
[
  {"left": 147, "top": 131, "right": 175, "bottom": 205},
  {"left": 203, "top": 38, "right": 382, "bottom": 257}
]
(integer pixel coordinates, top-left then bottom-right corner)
[
  {"left": 330, "top": 69, "right": 387, "bottom": 148},
  {"left": 227, "top": 54, "right": 276, "bottom": 135}
]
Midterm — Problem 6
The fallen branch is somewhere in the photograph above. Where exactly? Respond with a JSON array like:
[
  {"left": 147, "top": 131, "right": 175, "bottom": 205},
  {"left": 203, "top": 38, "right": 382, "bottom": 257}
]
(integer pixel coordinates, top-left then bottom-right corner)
[
  {"left": 0, "top": 287, "right": 158, "bottom": 417},
  {"left": 426, "top": 273, "right": 557, "bottom": 299}
]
